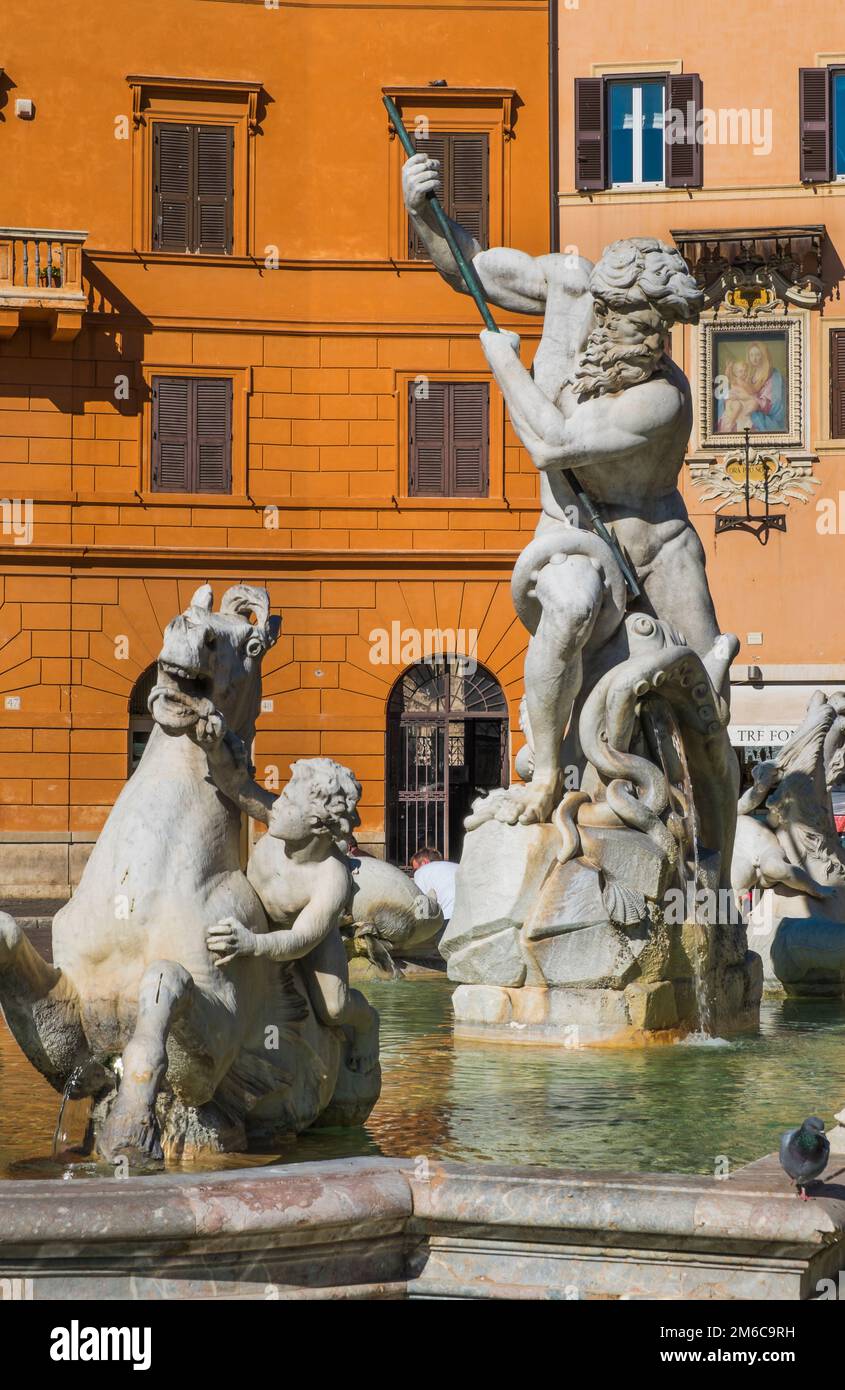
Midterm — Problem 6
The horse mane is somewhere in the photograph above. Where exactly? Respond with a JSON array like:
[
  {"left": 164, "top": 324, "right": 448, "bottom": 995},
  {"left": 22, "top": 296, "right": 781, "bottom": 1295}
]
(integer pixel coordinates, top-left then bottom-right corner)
[{"left": 776, "top": 695, "right": 835, "bottom": 779}]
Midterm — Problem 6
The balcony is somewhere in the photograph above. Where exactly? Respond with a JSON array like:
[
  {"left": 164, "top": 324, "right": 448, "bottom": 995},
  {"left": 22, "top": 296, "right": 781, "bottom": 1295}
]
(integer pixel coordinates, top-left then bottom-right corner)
[{"left": 0, "top": 228, "right": 88, "bottom": 341}]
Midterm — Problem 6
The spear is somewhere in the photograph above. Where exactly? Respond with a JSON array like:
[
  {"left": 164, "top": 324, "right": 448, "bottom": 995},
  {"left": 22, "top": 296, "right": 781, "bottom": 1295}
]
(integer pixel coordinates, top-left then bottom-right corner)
[{"left": 383, "top": 92, "right": 641, "bottom": 601}]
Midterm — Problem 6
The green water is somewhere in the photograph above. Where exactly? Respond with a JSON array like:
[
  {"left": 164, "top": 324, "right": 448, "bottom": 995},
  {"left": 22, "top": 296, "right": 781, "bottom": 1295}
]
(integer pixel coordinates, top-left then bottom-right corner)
[{"left": 2, "top": 979, "right": 845, "bottom": 1178}]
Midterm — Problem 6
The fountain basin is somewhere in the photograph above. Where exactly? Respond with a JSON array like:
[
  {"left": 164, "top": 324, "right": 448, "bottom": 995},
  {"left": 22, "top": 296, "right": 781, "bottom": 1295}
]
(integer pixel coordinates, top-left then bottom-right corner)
[
  {"left": 3, "top": 979, "right": 845, "bottom": 1298},
  {"left": 4, "top": 978, "right": 845, "bottom": 1176},
  {"left": 1, "top": 1154, "right": 845, "bottom": 1300}
]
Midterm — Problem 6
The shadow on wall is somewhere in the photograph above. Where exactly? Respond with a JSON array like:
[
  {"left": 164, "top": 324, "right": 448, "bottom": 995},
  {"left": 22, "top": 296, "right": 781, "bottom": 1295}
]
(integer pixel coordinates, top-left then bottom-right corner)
[
  {"left": 0, "top": 260, "right": 152, "bottom": 418},
  {"left": 822, "top": 237, "right": 845, "bottom": 306}
]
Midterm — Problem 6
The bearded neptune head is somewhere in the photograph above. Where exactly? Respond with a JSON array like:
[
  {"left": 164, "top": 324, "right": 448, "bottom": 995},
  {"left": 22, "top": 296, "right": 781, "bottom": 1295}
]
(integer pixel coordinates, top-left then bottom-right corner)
[
  {"left": 590, "top": 238, "right": 703, "bottom": 324},
  {"left": 571, "top": 238, "right": 703, "bottom": 401}
]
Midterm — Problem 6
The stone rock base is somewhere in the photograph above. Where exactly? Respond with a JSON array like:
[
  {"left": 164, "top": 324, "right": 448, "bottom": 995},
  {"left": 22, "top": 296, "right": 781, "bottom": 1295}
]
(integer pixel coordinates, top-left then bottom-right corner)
[
  {"left": 752, "top": 903, "right": 845, "bottom": 998},
  {"left": 452, "top": 968, "right": 761, "bottom": 1047},
  {"left": 452, "top": 982, "right": 684, "bottom": 1046}
]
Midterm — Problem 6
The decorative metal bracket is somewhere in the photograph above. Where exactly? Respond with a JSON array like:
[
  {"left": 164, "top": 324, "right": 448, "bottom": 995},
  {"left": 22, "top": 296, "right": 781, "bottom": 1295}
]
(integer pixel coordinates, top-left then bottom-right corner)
[
  {"left": 671, "top": 225, "right": 826, "bottom": 312},
  {"left": 713, "top": 429, "right": 786, "bottom": 544}
]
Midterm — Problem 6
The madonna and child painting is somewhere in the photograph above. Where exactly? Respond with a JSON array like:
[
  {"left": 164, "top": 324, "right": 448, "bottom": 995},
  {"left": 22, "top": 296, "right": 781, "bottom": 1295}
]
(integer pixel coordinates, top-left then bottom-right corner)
[{"left": 714, "top": 333, "right": 787, "bottom": 435}]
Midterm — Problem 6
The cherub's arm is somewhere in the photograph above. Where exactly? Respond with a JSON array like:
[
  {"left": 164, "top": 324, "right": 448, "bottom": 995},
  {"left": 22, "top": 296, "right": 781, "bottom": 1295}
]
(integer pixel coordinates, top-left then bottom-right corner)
[
  {"left": 737, "top": 762, "right": 779, "bottom": 816},
  {"left": 202, "top": 729, "right": 275, "bottom": 825},
  {"left": 207, "top": 878, "right": 347, "bottom": 966},
  {"left": 255, "top": 888, "right": 342, "bottom": 962},
  {"left": 481, "top": 330, "right": 657, "bottom": 471}
]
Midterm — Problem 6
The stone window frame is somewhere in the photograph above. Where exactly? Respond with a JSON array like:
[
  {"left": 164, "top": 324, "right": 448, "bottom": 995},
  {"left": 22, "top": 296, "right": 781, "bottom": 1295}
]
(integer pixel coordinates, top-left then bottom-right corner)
[
  {"left": 394, "top": 367, "right": 504, "bottom": 505},
  {"left": 383, "top": 86, "right": 517, "bottom": 266},
  {"left": 138, "top": 362, "right": 251, "bottom": 502},
  {"left": 127, "top": 76, "right": 262, "bottom": 261}
]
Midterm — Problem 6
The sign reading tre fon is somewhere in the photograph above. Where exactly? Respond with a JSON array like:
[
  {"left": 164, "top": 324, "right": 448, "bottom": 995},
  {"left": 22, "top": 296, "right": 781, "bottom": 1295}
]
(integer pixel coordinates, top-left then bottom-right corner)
[{"left": 728, "top": 725, "right": 797, "bottom": 747}]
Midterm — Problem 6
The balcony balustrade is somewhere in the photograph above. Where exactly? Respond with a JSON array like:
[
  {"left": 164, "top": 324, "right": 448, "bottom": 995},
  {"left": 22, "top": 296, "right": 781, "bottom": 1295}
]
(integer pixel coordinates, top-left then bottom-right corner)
[{"left": 0, "top": 227, "right": 87, "bottom": 341}]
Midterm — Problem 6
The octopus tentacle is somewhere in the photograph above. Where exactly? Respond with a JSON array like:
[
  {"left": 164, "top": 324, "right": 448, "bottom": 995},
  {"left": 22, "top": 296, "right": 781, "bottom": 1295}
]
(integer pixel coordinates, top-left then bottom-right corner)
[{"left": 552, "top": 790, "right": 591, "bottom": 864}]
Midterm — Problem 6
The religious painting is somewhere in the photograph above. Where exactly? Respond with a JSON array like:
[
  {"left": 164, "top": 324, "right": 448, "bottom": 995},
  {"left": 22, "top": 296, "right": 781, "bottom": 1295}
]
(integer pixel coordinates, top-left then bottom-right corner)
[{"left": 698, "top": 317, "right": 804, "bottom": 449}]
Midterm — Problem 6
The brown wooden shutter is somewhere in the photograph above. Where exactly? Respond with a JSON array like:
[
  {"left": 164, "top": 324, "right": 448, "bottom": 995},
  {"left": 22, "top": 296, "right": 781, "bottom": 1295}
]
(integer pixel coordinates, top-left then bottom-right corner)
[
  {"left": 800, "top": 68, "right": 831, "bottom": 182},
  {"left": 450, "top": 381, "right": 489, "bottom": 495},
  {"left": 154, "top": 124, "right": 193, "bottom": 251},
  {"left": 831, "top": 331, "right": 845, "bottom": 438},
  {"left": 408, "top": 132, "right": 488, "bottom": 258},
  {"left": 194, "top": 377, "right": 233, "bottom": 491},
  {"left": 574, "top": 77, "right": 606, "bottom": 190},
  {"left": 195, "top": 125, "right": 234, "bottom": 254},
  {"left": 409, "top": 381, "right": 447, "bottom": 494},
  {"left": 449, "top": 134, "right": 489, "bottom": 247},
  {"left": 409, "top": 381, "right": 489, "bottom": 496},
  {"left": 152, "top": 376, "right": 232, "bottom": 492},
  {"left": 665, "top": 73, "right": 703, "bottom": 188},
  {"left": 152, "top": 377, "right": 191, "bottom": 490}
]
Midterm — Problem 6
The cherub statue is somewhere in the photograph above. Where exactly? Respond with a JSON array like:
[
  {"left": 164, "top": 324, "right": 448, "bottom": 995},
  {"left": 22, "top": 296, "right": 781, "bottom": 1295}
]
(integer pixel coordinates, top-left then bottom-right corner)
[{"left": 206, "top": 754, "right": 379, "bottom": 1074}]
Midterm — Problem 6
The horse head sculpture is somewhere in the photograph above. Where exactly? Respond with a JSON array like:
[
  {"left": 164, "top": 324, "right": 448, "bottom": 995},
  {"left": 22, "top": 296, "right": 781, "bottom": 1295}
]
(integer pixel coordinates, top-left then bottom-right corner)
[{"left": 152, "top": 584, "right": 281, "bottom": 745}]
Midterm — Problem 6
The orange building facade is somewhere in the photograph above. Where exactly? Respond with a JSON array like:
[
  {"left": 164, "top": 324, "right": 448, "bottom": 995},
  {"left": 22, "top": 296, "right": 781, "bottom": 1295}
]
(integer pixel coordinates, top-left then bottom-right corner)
[
  {"left": 0, "top": 0, "right": 550, "bottom": 896},
  {"left": 2, "top": 0, "right": 845, "bottom": 899}
]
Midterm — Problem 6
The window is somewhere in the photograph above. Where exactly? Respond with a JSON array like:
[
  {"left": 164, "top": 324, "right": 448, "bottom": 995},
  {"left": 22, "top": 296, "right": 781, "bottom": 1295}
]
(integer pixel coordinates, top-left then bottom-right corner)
[
  {"left": 608, "top": 80, "right": 665, "bottom": 187},
  {"left": 835, "top": 73, "right": 845, "bottom": 177},
  {"left": 384, "top": 86, "right": 515, "bottom": 261},
  {"left": 127, "top": 76, "right": 261, "bottom": 256},
  {"left": 408, "top": 132, "right": 489, "bottom": 258},
  {"left": 151, "top": 376, "right": 233, "bottom": 493},
  {"left": 831, "top": 330, "right": 845, "bottom": 437},
  {"left": 408, "top": 381, "right": 489, "bottom": 497},
  {"left": 799, "top": 67, "right": 845, "bottom": 182},
  {"left": 575, "top": 73, "right": 702, "bottom": 191},
  {"left": 153, "top": 123, "right": 234, "bottom": 253}
]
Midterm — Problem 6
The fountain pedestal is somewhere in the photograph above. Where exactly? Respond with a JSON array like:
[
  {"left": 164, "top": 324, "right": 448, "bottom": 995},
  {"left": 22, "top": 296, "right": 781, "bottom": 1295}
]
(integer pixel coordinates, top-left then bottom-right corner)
[{"left": 444, "top": 820, "right": 762, "bottom": 1046}]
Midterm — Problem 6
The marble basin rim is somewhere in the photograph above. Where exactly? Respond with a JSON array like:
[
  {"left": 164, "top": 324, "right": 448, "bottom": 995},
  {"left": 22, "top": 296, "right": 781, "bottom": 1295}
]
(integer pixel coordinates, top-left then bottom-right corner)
[{"left": 2, "top": 1153, "right": 845, "bottom": 1300}]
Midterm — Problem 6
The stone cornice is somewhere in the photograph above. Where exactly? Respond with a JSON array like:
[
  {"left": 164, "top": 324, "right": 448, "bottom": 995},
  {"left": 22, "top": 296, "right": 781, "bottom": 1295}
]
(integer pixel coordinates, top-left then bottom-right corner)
[{"left": 0, "top": 545, "right": 523, "bottom": 572}]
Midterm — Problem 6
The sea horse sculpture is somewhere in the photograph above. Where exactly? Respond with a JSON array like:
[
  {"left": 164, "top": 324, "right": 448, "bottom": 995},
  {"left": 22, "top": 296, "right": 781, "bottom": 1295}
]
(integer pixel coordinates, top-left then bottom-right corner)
[
  {"left": 734, "top": 690, "right": 845, "bottom": 995},
  {"left": 0, "top": 585, "right": 380, "bottom": 1165}
]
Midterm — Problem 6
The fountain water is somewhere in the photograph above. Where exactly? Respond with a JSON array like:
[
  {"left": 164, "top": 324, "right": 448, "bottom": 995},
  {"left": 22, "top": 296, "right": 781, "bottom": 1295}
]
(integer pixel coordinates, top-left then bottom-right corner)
[{"left": 51, "top": 1064, "right": 84, "bottom": 1158}]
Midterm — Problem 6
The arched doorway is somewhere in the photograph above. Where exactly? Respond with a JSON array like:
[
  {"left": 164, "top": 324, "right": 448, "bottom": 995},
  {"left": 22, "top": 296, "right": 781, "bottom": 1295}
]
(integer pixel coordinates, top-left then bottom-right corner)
[
  {"left": 386, "top": 659, "right": 509, "bottom": 868},
  {"left": 128, "top": 663, "right": 157, "bottom": 774}
]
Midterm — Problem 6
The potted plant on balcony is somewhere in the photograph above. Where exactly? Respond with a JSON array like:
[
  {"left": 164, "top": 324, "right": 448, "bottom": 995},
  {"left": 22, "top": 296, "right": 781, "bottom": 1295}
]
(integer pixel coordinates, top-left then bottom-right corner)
[{"left": 38, "top": 263, "right": 62, "bottom": 288}]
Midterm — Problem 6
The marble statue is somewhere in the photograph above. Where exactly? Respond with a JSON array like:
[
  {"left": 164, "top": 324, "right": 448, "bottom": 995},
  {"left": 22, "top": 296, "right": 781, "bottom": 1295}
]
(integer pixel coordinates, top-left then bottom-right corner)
[
  {"left": 341, "top": 856, "right": 444, "bottom": 974},
  {"left": 823, "top": 694, "right": 845, "bottom": 791},
  {"left": 204, "top": 741, "right": 444, "bottom": 975},
  {"left": 0, "top": 586, "right": 380, "bottom": 1165},
  {"left": 736, "top": 691, "right": 845, "bottom": 996},
  {"left": 206, "top": 756, "right": 380, "bottom": 1073},
  {"left": 402, "top": 154, "right": 760, "bottom": 1041}
]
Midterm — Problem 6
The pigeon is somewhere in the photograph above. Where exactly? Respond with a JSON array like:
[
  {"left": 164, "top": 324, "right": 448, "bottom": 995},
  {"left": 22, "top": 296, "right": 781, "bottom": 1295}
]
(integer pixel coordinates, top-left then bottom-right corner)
[{"left": 779, "top": 1117, "right": 830, "bottom": 1200}]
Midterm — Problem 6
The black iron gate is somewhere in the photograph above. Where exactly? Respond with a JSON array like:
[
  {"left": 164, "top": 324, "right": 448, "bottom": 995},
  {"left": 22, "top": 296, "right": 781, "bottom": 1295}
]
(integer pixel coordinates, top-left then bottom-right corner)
[{"left": 386, "top": 659, "right": 509, "bottom": 867}]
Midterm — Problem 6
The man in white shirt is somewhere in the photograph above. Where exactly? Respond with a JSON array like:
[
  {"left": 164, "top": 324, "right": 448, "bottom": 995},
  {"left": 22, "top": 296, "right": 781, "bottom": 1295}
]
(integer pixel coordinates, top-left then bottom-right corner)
[{"left": 411, "top": 846, "right": 458, "bottom": 924}]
